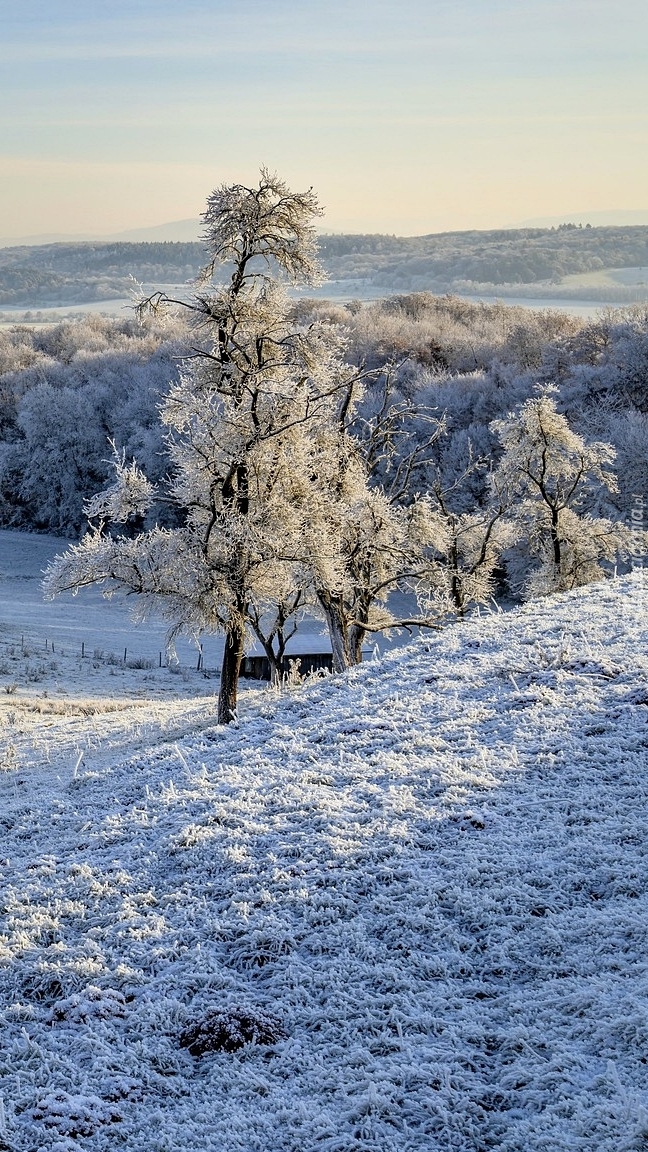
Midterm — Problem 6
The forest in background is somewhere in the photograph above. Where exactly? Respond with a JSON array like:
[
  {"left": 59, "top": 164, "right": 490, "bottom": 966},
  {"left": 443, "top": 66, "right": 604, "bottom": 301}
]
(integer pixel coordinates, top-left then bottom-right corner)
[
  {"left": 0, "top": 295, "right": 646, "bottom": 595},
  {"left": 1, "top": 224, "right": 648, "bottom": 308}
]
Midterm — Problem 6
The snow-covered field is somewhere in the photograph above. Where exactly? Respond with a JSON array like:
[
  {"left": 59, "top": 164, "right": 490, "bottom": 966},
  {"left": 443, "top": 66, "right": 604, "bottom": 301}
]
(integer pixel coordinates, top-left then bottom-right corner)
[
  {"left": 0, "top": 527, "right": 238, "bottom": 775},
  {"left": 0, "top": 528, "right": 403, "bottom": 762},
  {"left": 561, "top": 266, "right": 648, "bottom": 290},
  {"left": 0, "top": 528, "right": 233, "bottom": 672},
  {"left": 1, "top": 571, "right": 648, "bottom": 1151}
]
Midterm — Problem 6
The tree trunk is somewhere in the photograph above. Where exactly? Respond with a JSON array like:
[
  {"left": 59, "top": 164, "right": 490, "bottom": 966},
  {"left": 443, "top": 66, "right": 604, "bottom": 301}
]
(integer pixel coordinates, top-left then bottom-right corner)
[
  {"left": 318, "top": 592, "right": 351, "bottom": 673},
  {"left": 250, "top": 613, "right": 297, "bottom": 687},
  {"left": 349, "top": 623, "right": 365, "bottom": 665},
  {"left": 218, "top": 620, "right": 246, "bottom": 724},
  {"left": 550, "top": 506, "right": 562, "bottom": 572},
  {"left": 448, "top": 538, "right": 466, "bottom": 616},
  {"left": 259, "top": 638, "right": 282, "bottom": 686}
]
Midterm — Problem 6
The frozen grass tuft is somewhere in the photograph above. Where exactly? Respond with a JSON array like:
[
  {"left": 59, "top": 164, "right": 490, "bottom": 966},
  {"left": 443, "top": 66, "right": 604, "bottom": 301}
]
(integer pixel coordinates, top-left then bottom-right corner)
[
  {"left": 179, "top": 1007, "right": 285, "bottom": 1056},
  {"left": 30, "top": 1091, "right": 123, "bottom": 1139}
]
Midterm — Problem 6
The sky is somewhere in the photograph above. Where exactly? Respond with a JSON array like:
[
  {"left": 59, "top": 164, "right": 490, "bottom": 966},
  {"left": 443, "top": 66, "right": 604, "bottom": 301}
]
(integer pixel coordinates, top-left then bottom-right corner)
[{"left": 1, "top": 0, "right": 647, "bottom": 239}]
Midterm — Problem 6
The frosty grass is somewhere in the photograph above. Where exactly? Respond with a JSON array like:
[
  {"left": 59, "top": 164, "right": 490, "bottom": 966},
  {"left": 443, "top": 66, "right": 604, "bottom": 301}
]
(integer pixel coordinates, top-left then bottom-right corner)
[{"left": 1, "top": 574, "right": 648, "bottom": 1150}]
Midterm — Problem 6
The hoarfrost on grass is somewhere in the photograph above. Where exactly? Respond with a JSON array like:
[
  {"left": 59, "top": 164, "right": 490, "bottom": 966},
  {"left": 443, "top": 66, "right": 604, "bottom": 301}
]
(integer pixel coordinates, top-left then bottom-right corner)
[{"left": 0, "top": 573, "right": 647, "bottom": 1149}]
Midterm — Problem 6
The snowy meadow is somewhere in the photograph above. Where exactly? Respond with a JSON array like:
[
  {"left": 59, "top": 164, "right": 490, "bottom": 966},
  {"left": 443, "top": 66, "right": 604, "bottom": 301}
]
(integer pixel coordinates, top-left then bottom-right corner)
[{"left": 0, "top": 573, "right": 647, "bottom": 1150}]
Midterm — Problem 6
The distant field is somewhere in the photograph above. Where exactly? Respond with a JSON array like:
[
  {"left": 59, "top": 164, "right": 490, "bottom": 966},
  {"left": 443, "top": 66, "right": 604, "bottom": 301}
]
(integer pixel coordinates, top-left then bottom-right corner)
[
  {"left": 0, "top": 286, "right": 630, "bottom": 326},
  {"left": 0, "top": 528, "right": 408, "bottom": 686},
  {"left": 0, "top": 528, "right": 226, "bottom": 672},
  {"left": 560, "top": 265, "right": 648, "bottom": 289}
]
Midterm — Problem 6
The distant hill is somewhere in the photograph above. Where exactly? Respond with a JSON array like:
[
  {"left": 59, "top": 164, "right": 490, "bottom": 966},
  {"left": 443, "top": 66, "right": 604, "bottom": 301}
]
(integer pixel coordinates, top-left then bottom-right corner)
[
  {"left": 1, "top": 224, "right": 648, "bottom": 308},
  {"left": 0, "top": 241, "right": 208, "bottom": 308},
  {"left": 316, "top": 225, "right": 648, "bottom": 299}
]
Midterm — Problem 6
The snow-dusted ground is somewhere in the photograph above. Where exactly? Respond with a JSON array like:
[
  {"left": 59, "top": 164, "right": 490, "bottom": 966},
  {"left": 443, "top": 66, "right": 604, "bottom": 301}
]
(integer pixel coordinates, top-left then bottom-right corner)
[
  {"left": 0, "top": 573, "right": 647, "bottom": 1151},
  {"left": 0, "top": 528, "right": 241, "bottom": 775}
]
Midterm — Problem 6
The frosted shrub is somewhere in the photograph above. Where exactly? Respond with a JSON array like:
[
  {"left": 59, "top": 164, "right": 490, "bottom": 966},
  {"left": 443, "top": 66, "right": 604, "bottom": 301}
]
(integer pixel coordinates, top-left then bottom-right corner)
[
  {"left": 492, "top": 388, "right": 634, "bottom": 596},
  {"left": 47, "top": 985, "right": 126, "bottom": 1024}
]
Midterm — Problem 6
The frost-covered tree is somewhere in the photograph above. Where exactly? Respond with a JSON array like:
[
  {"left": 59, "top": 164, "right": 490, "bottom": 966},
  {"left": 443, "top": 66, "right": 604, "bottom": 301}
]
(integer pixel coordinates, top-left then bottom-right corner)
[
  {"left": 43, "top": 175, "right": 452, "bottom": 706},
  {"left": 45, "top": 169, "right": 358, "bottom": 723},
  {"left": 11, "top": 382, "right": 110, "bottom": 534},
  {"left": 491, "top": 387, "right": 632, "bottom": 597},
  {"left": 420, "top": 460, "right": 517, "bottom": 616},
  {"left": 310, "top": 458, "right": 424, "bottom": 669},
  {"left": 0, "top": 323, "right": 183, "bottom": 534},
  {"left": 306, "top": 371, "right": 447, "bottom": 669}
]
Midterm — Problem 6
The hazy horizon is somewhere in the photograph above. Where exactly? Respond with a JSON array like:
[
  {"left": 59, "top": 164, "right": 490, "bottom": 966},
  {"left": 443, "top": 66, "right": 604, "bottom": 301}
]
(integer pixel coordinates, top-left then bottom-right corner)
[
  {"left": 2, "top": 0, "right": 647, "bottom": 239},
  {"left": 4, "top": 206, "right": 648, "bottom": 251},
  {"left": 3, "top": 207, "right": 645, "bottom": 252}
]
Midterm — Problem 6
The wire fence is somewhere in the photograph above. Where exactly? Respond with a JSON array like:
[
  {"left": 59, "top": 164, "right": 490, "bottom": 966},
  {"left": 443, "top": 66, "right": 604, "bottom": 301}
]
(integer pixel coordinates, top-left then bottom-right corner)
[{"left": 0, "top": 632, "right": 216, "bottom": 682}]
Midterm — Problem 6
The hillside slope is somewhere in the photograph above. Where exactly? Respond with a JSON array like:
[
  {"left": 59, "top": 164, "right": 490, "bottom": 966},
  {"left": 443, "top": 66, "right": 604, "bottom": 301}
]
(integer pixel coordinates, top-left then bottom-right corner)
[
  {"left": 2, "top": 224, "right": 648, "bottom": 307},
  {"left": 0, "top": 576, "right": 647, "bottom": 1150}
]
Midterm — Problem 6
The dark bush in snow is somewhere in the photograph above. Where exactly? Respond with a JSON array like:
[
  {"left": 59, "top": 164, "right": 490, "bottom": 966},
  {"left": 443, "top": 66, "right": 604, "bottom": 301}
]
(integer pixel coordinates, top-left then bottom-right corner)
[{"left": 179, "top": 1006, "right": 285, "bottom": 1055}]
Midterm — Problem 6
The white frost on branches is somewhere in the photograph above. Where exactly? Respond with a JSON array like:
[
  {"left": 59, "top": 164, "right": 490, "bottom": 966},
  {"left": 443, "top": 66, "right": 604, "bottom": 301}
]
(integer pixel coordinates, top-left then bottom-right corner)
[
  {"left": 200, "top": 167, "right": 324, "bottom": 287},
  {"left": 492, "top": 387, "right": 632, "bottom": 596},
  {"left": 84, "top": 446, "right": 156, "bottom": 524}
]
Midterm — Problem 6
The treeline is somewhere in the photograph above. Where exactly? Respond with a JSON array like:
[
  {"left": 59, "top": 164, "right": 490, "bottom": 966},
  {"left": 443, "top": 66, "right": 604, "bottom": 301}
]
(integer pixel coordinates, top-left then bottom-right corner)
[
  {"left": 319, "top": 225, "right": 648, "bottom": 291},
  {"left": 0, "top": 242, "right": 206, "bottom": 306},
  {"left": 0, "top": 295, "right": 646, "bottom": 557},
  {"left": 1, "top": 225, "right": 648, "bottom": 307}
]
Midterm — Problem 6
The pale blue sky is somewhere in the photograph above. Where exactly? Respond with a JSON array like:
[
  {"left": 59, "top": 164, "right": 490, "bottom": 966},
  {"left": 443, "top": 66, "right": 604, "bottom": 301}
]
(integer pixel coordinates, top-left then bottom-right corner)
[{"left": 1, "top": 0, "right": 646, "bottom": 237}]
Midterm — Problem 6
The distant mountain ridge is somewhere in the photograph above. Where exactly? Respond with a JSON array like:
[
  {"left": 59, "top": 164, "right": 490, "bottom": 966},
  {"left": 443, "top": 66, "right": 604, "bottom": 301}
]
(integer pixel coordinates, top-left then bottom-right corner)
[
  {"left": 520, "top": 210, "right": 648, "bottom": 228},
  {"left": 0, "top": 219, "right": 202, "bottom": 248},
  {"left": 3, "top": 210, "right": 648, "bottom": 247}
]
